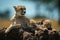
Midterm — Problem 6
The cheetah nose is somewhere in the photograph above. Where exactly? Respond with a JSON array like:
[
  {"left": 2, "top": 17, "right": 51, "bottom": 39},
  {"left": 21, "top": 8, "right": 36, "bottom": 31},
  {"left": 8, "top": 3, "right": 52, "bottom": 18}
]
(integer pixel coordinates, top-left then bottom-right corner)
[
  {"left": 24, "top": 11, "right": 26, "bottom": 13},
  {"left": 24, "top": 10, "right": 26, "bottom": 13}
]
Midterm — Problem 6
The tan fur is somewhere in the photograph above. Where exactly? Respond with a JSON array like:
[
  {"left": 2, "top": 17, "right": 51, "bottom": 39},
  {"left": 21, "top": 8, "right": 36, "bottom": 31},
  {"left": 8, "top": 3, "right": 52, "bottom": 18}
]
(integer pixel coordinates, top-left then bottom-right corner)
[{"left": 5, "top": 6, "right": 30, "bottom": 33}]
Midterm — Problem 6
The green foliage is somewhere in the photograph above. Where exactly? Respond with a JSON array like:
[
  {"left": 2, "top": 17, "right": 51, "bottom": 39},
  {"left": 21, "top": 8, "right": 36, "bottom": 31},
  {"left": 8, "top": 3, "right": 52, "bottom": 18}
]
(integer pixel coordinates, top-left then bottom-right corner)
[
  {"left": 23, "top": 0, "right": 58, "bottom": 3},
  {"left": 0, "top": 9, "right": 10, "bottom": 19},
  {"left": 34, "top": 15, "right": 47, "bottom": 19}
]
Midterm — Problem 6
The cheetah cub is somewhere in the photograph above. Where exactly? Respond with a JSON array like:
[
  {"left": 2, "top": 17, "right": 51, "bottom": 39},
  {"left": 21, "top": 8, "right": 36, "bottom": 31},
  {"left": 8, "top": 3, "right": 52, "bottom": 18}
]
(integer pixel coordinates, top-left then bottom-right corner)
[{"left": 5, "top": 6, "right": 30, "bottom": 33}]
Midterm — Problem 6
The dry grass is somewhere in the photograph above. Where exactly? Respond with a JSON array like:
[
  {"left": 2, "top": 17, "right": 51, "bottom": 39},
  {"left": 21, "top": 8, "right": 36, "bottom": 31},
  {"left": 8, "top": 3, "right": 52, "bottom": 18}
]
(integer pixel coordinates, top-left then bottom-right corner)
[
  {"left": 33, "top": 18, "right": 60, "bottom": 30},
  {"left": 0, "top": 19, "right": 11, "bottom": 28},
  {"left": 0, "top": 18, "right": 60, "bottom": 30}
]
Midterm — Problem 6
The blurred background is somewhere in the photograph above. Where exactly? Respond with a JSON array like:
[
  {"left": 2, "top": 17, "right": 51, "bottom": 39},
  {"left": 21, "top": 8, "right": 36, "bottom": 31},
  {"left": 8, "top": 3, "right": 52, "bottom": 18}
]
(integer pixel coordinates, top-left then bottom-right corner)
[{"left": 0, "top": 0, "right": 60, "bottom": 30}]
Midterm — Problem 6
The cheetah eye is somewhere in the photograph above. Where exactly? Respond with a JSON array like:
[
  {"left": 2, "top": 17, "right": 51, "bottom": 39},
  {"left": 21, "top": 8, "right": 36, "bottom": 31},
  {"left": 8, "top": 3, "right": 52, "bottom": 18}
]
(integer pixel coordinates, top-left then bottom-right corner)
[
  {"left": 19, "top": 8, "right": 22, "bottom": 10},
  {"left": 24, "top": 8, "right": 26, "bottom": 10}
]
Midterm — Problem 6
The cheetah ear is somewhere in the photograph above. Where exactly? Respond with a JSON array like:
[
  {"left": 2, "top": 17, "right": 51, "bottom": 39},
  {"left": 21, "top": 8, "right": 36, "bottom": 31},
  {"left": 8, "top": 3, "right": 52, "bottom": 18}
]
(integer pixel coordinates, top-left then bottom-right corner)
[{"left": 13, "top": 6, "right": 17, "bottom": 10}]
